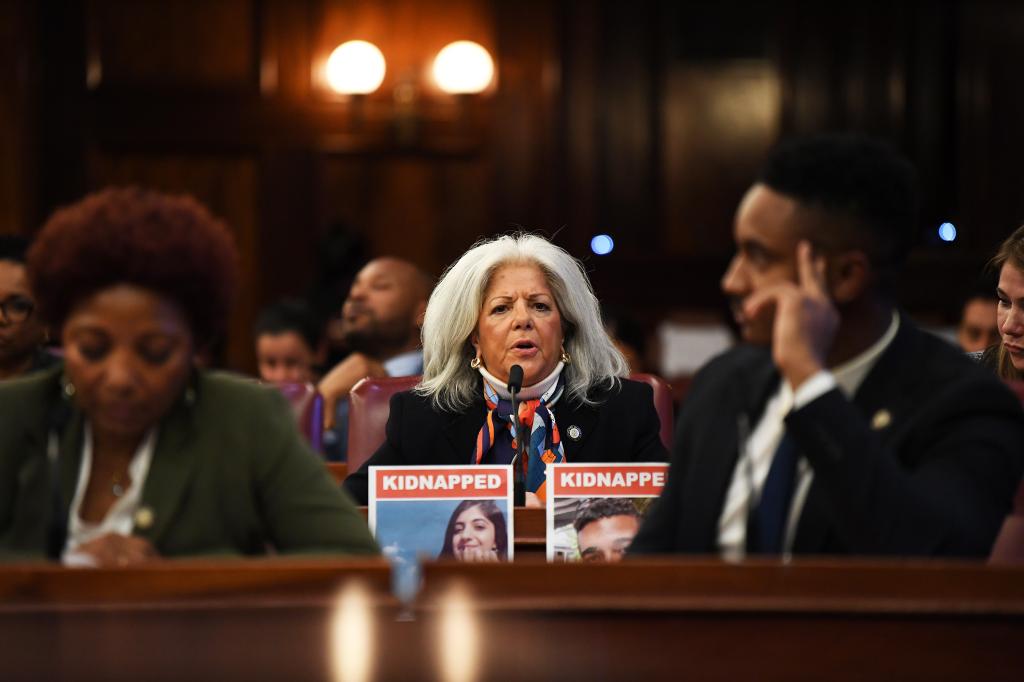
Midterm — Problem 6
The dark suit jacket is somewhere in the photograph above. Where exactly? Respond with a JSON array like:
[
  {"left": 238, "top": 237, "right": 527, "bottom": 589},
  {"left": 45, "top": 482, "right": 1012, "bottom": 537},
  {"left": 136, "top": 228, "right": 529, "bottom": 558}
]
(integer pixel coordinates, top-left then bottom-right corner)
[
  {"left": 344, "top": 378, "right": 669, "bottom": 504},
  {"left": 631, "top": 316, "right": 1024, "bottom": 558},
  {"left": 0, "top": 365, "right": 378, "bottom": 561}
]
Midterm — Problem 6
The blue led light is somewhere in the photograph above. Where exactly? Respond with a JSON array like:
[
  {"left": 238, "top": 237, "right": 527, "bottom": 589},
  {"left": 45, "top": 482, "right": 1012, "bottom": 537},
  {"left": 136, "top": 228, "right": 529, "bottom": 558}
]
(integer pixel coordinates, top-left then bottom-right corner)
[
  {"left": 590, "top": 234, "right": 614, "bottom": 255},
  {"left": 938, "top": 222, "right": 957, "bottom": 242}
]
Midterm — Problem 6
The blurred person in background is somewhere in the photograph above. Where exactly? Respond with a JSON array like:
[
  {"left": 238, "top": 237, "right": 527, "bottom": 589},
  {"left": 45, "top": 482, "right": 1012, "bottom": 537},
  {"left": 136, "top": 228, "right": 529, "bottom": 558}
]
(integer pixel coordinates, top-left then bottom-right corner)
[
  {"left": 0, "top": 235, "right": 52, "bottom": 380},
  {"left": 318, "top": 257, "right": 432, "bottom": 461},
  {"left": 957, "top": 281, "right": 1000, "bottom": 354},
  {"left": 601, "top": 303, "right": 648, "bottom": 373},
  {"left": 254, "top": 297, "right": 321, "bottom": 385}
]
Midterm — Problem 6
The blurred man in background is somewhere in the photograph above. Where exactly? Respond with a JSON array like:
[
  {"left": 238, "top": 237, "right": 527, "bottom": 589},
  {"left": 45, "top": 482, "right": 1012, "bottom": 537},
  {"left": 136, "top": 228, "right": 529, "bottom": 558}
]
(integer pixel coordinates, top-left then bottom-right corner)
[{"left": 319, "top": 257, "right": 432, "bottom": 461}]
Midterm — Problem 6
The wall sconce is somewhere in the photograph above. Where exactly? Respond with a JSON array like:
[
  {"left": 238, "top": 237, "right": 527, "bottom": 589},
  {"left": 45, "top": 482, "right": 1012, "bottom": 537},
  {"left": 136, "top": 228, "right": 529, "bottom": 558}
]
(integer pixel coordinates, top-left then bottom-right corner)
[
  {"left": 322, "top": 38, "right": 495, "bottom": 148},
  {"left": 432, "top": 41, "right": 495, "bottom": 95},
  {"left": 325, "top": 40, "right": 386, "bottom": 95}
]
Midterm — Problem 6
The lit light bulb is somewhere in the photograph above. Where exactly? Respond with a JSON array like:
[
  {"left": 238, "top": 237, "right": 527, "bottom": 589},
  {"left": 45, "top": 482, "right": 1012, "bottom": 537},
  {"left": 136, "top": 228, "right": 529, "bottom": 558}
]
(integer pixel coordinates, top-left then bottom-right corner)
[
  {"left": 326, "top": 41, "right": 386, "bottom": 95},
  {"left": 938, "top": 222, "right": 957, "bottom": 242},
  {"left": 591, "top": 234, "right": 615, "bottom": 255},
  {"left": 432, "top": 41, "right": 495, "bottom": 94}
]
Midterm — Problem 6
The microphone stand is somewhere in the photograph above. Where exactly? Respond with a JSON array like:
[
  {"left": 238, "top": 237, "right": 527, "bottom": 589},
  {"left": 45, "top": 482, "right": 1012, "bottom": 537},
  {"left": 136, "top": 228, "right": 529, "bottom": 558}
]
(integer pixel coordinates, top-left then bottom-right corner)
[{"left": 508, "top": 366, "right": 526, "bottom": 506}]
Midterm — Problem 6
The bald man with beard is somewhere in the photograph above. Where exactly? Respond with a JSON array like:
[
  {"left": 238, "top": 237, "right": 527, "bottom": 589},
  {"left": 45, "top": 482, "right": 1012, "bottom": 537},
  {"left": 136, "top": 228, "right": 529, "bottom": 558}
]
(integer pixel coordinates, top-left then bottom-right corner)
[{"left": 319, "top": 258, "right": 432, "bottom": 461}]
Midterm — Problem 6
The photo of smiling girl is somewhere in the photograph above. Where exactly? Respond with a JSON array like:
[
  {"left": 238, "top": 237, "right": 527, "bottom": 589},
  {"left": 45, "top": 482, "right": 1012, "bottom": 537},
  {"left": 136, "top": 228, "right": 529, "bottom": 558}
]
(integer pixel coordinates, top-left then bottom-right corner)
[{"left": 438, "top": 500, "right": 509, "bottom": 561}]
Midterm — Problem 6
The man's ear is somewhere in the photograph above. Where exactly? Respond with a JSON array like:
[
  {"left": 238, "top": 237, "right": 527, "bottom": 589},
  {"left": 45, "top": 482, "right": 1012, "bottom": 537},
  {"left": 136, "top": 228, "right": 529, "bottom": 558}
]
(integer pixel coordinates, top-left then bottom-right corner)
[{"left": 829, "top": 251, "right": 872, "bottom": 304}]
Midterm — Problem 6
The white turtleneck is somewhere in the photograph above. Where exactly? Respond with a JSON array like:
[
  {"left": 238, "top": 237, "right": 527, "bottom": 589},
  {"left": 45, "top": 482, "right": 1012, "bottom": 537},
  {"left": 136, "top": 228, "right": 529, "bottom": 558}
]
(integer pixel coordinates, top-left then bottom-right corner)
[{"left": 479, "top": 361, "right": 565, "bottom": 401}]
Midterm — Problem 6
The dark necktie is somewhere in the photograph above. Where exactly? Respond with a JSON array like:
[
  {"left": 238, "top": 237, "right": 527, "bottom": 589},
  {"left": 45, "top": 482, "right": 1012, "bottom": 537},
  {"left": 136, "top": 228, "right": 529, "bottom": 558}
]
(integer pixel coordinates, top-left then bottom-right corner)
[{"left": 746, "top": 433, "right": 799, "bottom": 554}]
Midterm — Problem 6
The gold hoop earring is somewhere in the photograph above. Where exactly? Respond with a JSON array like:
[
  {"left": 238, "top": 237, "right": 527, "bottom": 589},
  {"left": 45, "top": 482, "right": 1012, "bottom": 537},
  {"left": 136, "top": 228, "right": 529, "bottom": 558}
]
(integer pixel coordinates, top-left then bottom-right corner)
[
  {"left": 560, "top": 348, "right": 571, "bottom": 365},
  {"left": 470, "top": 356, "right": 482, "bottom": 369},
  {"left": 61, "top": 376, "right": 76, "bottom": 399}
]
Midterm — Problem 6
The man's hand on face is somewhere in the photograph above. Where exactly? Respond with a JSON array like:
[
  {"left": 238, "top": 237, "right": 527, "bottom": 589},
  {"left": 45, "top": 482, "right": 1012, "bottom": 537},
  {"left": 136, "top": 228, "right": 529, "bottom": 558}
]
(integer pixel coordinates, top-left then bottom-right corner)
[
  {"left": 318, "top": 353, "right": 388, "bottom": 429},
  {"left": 742, "top": 240, "right": 840, "bottom": 390}
]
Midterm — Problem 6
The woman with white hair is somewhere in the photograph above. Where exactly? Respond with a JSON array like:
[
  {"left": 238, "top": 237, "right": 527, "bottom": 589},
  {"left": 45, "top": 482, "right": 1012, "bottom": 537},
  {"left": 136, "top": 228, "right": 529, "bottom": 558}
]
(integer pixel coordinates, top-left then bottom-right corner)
[{"left": 344, "top": 234, "right": 667, "bottom": 505}]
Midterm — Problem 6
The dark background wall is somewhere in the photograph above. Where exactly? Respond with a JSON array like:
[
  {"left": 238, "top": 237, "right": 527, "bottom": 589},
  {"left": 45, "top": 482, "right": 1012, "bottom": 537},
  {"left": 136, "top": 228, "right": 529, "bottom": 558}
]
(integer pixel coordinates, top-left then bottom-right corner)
[{"left": 2, "top": 0, "right": 1023, "bottom": 372}]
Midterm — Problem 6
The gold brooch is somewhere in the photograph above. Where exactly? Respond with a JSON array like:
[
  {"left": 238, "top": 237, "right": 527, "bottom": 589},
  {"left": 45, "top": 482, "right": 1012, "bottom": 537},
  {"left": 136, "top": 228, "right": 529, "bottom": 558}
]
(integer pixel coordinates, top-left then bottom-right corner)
[{"left": 871, "top": 409, "right": 892, "bottom": 430}]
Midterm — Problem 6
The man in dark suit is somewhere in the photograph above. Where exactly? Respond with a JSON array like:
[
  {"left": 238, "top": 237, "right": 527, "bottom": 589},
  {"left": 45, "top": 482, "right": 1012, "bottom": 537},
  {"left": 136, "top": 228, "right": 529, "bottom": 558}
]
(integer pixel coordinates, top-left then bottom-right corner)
[{"left": 631, "top": 133, "right": 1024, "bottom": 558}]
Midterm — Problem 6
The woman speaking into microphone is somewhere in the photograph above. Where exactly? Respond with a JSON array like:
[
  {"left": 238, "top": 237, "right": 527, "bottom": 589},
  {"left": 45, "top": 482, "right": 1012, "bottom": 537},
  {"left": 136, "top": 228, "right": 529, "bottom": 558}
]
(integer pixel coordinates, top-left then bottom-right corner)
[{"left": 344, "top": 233, "right": 667, "bottom": 505}]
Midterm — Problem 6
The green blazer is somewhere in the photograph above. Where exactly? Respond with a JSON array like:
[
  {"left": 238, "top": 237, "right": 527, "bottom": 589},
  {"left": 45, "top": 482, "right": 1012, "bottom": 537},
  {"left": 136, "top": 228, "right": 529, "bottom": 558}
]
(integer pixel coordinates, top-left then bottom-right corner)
[{"left": 0, "top": 365, "right": 378, "bottom": 560}]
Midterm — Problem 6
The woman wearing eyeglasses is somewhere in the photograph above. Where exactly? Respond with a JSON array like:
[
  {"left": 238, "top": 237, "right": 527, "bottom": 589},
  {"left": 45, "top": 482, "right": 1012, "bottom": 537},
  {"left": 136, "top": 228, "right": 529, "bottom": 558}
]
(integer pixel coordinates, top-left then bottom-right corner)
[{"left": 0, "top": 236, "right": 52, "bottom": 381}]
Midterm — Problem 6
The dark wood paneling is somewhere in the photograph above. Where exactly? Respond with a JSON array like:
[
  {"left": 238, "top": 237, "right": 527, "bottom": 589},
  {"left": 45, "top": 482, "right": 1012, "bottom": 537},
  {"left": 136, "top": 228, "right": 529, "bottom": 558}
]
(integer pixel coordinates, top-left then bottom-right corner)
[
  {"left": 33, "top": 0, "right": 89, "bottom": 227},
  {"left": 491, "top": 0, "right": 561, "bottom": 235},
  {"left": 10, "top": 0, "right": 1024, "bottom": 371},
  {"left": 957, "top": 1, "right": 1024, "bottom": 250},
  {"left": 88, "top": 0, "right": 256, "bottom": 90},
  {"left": 320, "top": 154, "right": 492, "bottom": 274},
  {"left": 661, "top": 0, "right": 781, "bottom": 258},
  {"left": 0, "top": 0, "right": 32, "bottom": 233}
]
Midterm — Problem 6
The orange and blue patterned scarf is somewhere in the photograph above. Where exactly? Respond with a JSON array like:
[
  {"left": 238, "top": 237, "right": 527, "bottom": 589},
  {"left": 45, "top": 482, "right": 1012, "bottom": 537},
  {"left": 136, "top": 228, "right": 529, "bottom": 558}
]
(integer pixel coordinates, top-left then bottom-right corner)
[{"left": 473, "top": 374, "right": 566, "bottom": 502}]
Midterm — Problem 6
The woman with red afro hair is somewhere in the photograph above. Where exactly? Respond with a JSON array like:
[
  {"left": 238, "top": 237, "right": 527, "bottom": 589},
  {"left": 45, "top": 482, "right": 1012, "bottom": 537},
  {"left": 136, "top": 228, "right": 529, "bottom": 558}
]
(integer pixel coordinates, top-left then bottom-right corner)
[{"left": 0, "top": 187, "right": 377, "bottom": 565}]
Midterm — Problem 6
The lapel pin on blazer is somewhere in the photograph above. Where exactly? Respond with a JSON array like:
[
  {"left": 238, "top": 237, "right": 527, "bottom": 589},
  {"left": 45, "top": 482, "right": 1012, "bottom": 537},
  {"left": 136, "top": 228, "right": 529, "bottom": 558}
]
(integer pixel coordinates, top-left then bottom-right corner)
[
  {"left": 134, "top": 506, "right": 155, "bottom": 530},
  {"left": 566, "top": 425, "right": 582, "bottom": 441},
  {"left": 871, "top": 409, "right": 892, "bottom": 430}
]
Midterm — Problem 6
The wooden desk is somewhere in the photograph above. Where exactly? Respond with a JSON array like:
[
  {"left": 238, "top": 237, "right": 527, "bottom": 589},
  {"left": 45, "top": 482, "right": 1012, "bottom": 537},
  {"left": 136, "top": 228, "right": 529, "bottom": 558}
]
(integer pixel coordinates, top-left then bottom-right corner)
[
  {"left": 3, "top": 559, "right": 1022, "bottom": 680},
  {"left": 326, "top": 462, "right": 347, "bottom": 483},
  {"left": 416, "top": 560, "right": 1024, "bottom": 680},
  {"left": 0, "top": 558, "right": 391, "bottom": 605},
  {"left": 419, "top": 558, "right": 1024, "bottom": 611},
  {"left": 0, "top": 559, "right": 396, "bottom": 680}
]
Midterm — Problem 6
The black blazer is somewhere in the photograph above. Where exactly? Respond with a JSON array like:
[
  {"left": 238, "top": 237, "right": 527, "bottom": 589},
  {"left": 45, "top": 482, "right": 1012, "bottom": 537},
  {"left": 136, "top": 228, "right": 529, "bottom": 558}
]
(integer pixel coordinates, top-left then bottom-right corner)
[
  {"left": 630, "top": 316, "right": 1024, "bottom": 558},
  {"left": 344, "top": 378, "right": 669, "bottom": 504}
]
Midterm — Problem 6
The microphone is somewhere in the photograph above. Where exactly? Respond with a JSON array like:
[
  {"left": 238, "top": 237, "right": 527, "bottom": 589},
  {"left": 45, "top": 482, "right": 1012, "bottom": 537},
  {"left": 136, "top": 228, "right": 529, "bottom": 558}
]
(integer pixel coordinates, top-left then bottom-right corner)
[
  {"left": 507, "top": 365, "right": 526, "bottom": 506},
  {"left": 507, "top": 365, "right": 524, "bottom": 394}
]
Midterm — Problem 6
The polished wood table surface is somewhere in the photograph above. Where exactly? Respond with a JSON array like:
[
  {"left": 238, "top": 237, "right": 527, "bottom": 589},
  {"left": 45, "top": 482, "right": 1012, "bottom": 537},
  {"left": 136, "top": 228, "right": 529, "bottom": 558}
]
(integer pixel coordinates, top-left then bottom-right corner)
[
  {"left": 2, "top": 558, "right": 1023, "bottom": 681},
  {"left": 0, "top": 558, "right": 392, "bottom": 605},
  {"left": 417, "top": 559, "right": 1024, "bottom": 681}
]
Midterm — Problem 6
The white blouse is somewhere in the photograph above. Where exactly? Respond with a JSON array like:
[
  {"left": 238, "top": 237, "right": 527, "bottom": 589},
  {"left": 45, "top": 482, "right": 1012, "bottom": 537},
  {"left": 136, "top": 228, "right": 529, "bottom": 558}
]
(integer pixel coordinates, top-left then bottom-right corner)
[{"left": 61, "top": 424, "right": 157, "bottom": 566}]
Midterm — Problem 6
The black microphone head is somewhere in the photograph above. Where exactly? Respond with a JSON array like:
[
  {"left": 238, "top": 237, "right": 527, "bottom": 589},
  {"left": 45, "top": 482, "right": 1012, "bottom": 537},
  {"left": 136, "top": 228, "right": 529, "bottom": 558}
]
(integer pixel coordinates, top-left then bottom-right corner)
[{"left": 507, "top": 365, "right": 524, "bottom": 393}]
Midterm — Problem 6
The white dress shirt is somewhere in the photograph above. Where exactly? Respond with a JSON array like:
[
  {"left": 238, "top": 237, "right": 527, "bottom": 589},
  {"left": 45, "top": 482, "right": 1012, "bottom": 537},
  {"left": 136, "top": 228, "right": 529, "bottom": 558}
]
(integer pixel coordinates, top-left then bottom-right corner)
[
  {"left": 717, "top": 312, "right": 900, "bottom": 561},
  {"left": 383, "top": 349, "right": 424, "bottom": 378}
]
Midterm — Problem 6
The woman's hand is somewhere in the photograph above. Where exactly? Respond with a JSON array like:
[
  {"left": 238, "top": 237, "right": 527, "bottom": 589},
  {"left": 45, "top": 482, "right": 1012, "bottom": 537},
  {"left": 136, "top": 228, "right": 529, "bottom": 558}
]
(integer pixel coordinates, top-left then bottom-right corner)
[
  {"left": 524, "top": 492, "right": 543, "bottom": 508},
  {"left": 455, "top": 546, "right": 501, "bottom": 562},
  {"left": 67, "top": 532, "right": 159, "bottom": 567}
]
